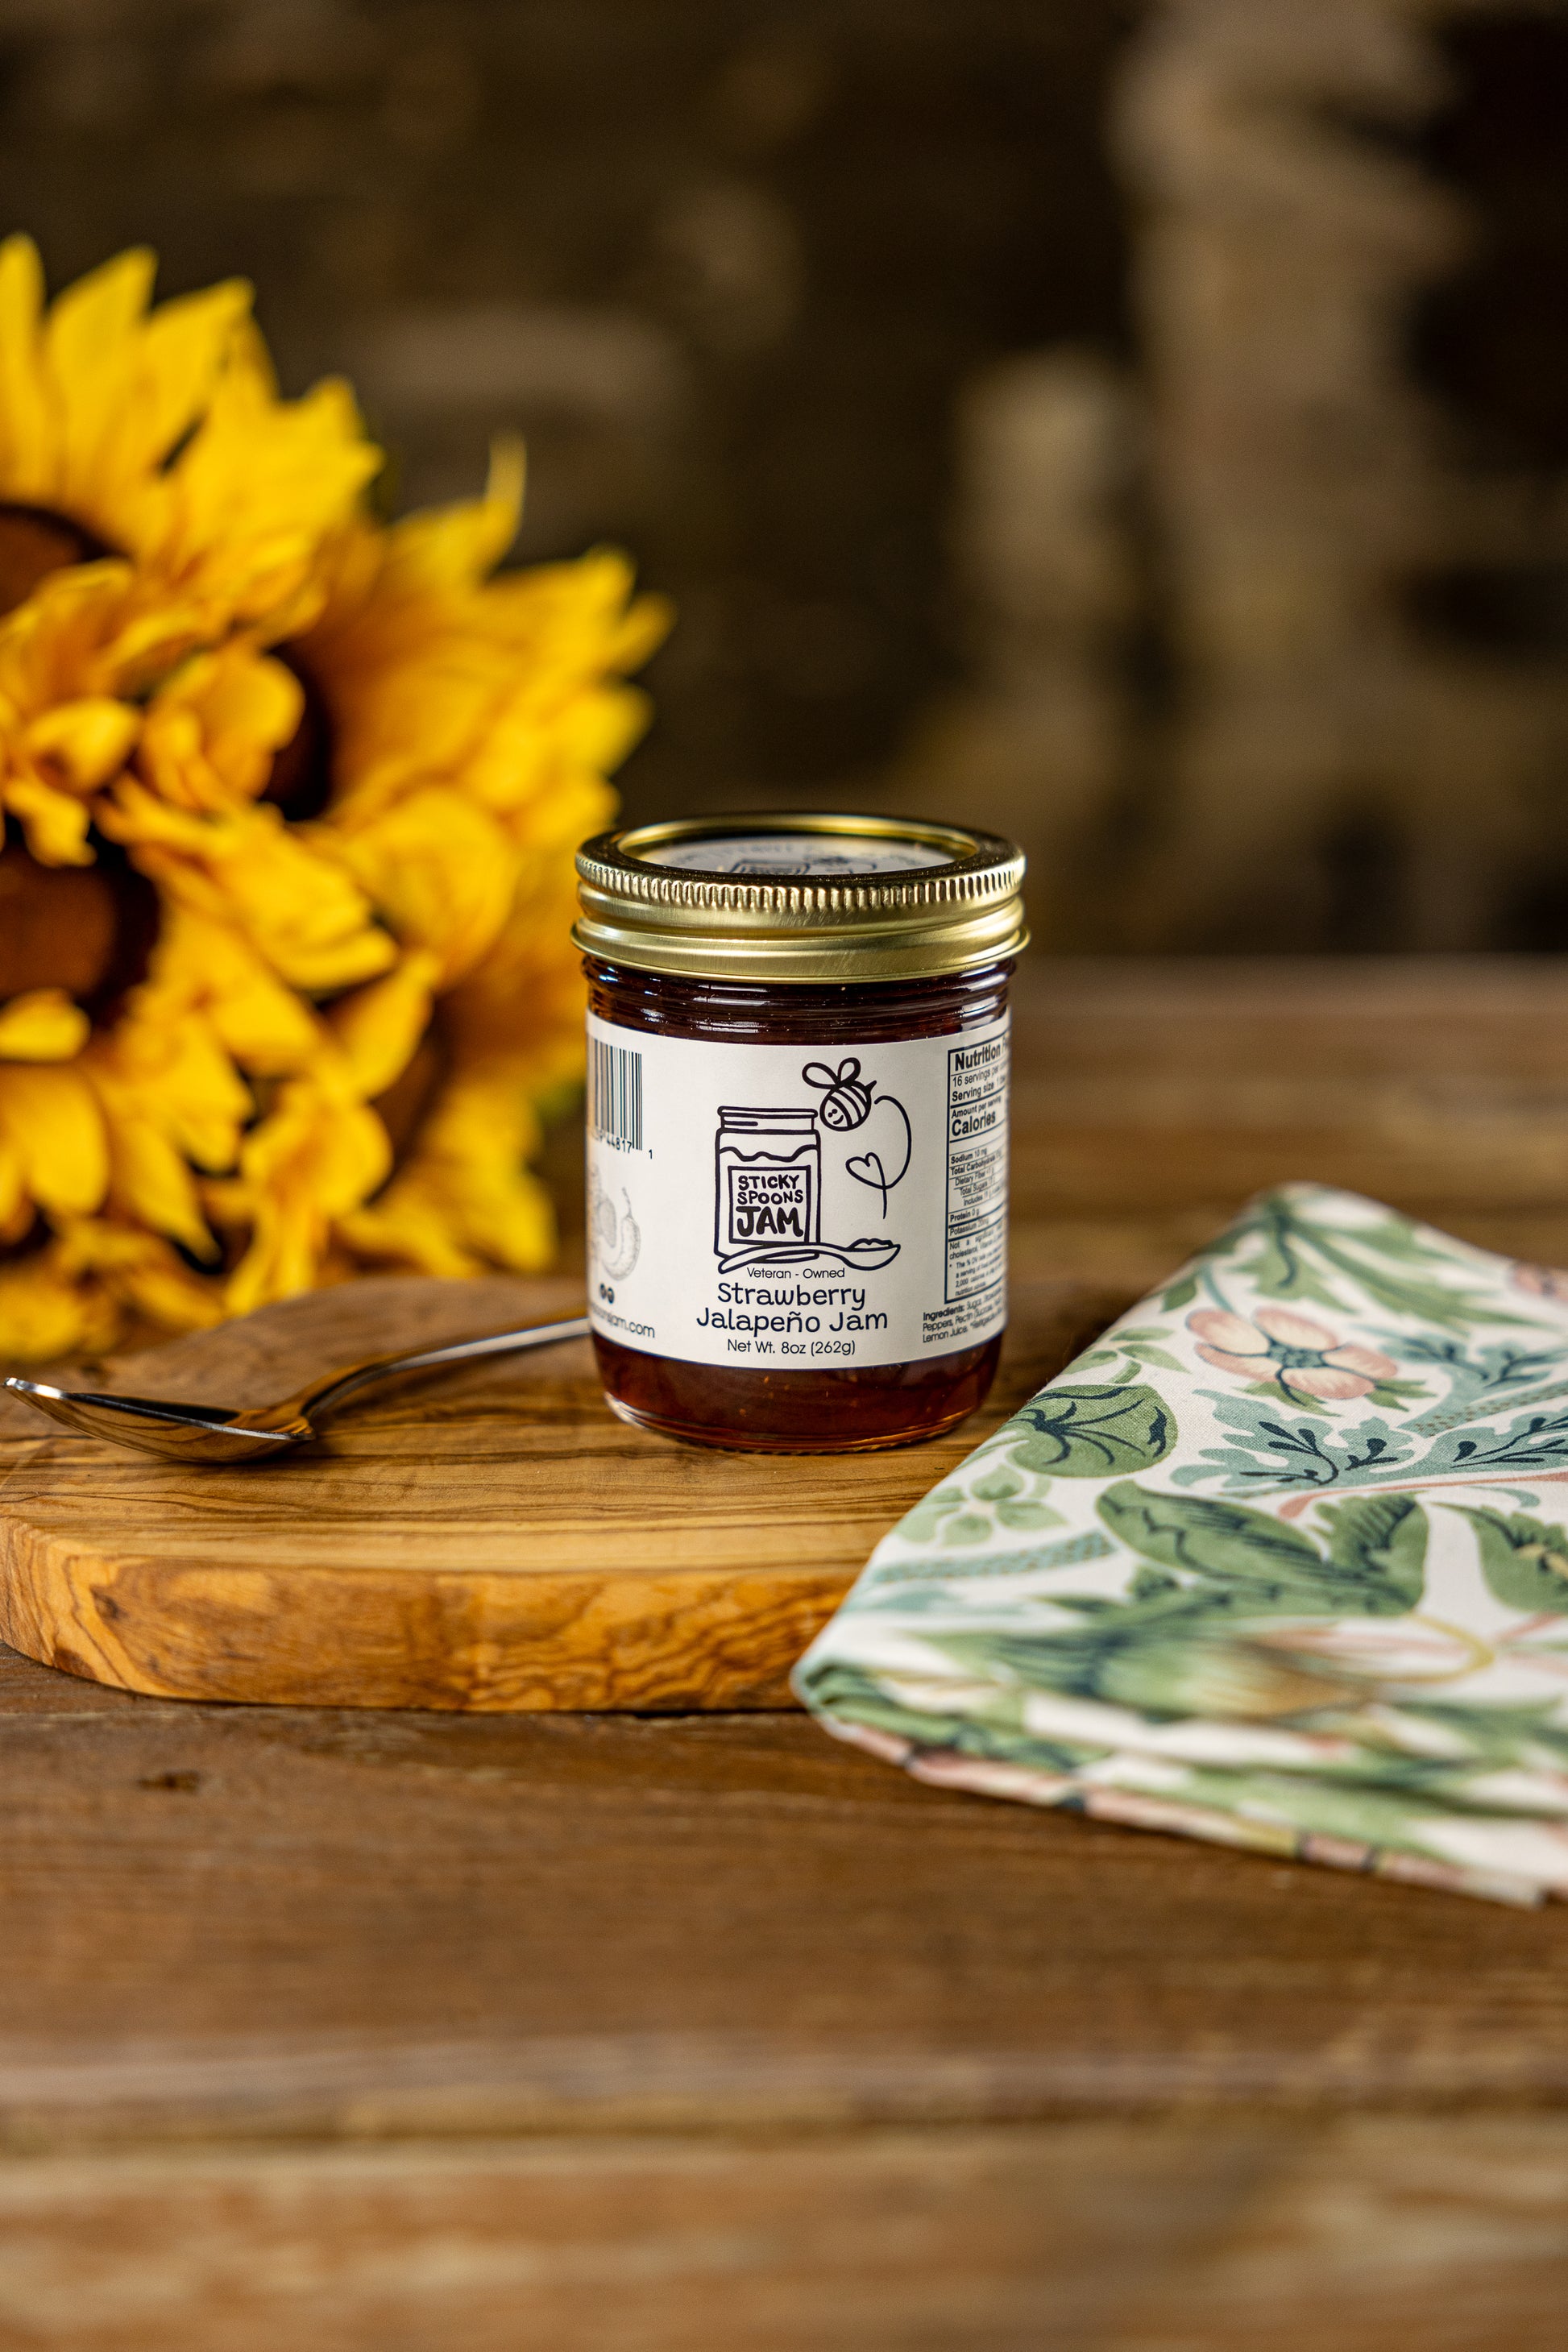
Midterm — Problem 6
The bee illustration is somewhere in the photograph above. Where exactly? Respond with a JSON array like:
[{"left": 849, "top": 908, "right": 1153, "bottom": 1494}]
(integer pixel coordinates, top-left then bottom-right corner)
[{"left": 802, "top": 1056, "right": 875, "bottom": 1131}]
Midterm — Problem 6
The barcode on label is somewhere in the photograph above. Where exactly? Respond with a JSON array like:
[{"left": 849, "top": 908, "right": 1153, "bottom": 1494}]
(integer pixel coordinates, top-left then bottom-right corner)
[{"left": 591, "top": 1039, "right": 644, "bottom": 1150}]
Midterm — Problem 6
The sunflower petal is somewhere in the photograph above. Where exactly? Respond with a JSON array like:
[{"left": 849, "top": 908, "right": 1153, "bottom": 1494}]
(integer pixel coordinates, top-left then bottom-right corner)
[
  {"left": 44, "top": 246, "right": 158, "bottom": 508},
  {"left": 0, "top": 1138, "right": 26, "bottom": 1233},
  {"left": 156, "top": 911, "right": 324, "bottom": 1075},
  {"left": 383, "top": 434, "right": 525, "bottom": 592},
  {"left": 0, "top": 988, "right": 89, "bottom": 1062},
  {"left": 222, "top": 1080, "right": 392, "bottom": 1314},
  {"left": 103, "top": 1115, "right": 214, "bottom": 1255},
  {"left": 125, "top": 278, "right": 253, "bottom": 474},
  {"left": 0, "top": 1248, "right": 111, "bottom": 1361},
  {"left": 27, "top": 695, "right": 139, "bottom": 787},
  {"left": 0, "top": 235, "right": 49, "bottom": 498},
  {"left": 163, "top": 363, "right": 381, "bottom": 630},
  {"left": 0, "top": 1063, "right": 108, "bottom": 1213},
  {"left": 329, "top": 949, "right": 441, "bottom": 1098},
  {"left": 102, "top": 785, "right": 396, "bottom": 993},
  {"left": 3, "top": 774, "right": 95, "bottom": 864},
  {"left": 139, "top": 648, "right": 303, "bottom": 808},
  {"left": 332, "top": 787, "right": 519, "bottom": 985}
]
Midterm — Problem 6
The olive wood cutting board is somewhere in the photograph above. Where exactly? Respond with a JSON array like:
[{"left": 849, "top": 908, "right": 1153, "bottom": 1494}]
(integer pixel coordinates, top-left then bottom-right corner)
[{"left": 0, "top": 1273, "right": 1122, "bottom": 1711}]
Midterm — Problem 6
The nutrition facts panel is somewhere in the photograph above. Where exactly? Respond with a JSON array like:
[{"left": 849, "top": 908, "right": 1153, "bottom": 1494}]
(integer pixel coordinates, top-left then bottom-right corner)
[{"left": 944, "top": 1031, "right": 1009, "bottom": 1304}]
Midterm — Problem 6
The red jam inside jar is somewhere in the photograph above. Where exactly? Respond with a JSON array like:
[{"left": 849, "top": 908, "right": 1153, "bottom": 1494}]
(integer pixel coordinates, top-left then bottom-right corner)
[{"left": 573, "top": 816, "right": 1027, "bottom": 1454}]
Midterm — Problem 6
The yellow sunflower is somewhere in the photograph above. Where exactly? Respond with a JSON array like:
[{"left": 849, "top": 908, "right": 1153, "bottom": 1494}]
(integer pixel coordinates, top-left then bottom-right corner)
[
  {"left": 0, "top": 237, "right": 378, "bottom": 641},
  {"left": 0, "top": 242, "right": 666, "bottom": 1360},
  {"left": 251, "top": 441, "right": 669, "bottom": 1291}
]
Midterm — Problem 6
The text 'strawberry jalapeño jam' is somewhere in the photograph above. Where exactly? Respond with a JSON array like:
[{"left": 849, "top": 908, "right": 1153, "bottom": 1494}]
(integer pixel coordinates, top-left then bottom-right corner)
[{"left": 572, "top": 814, "right": 1027, "bottom": 1453}]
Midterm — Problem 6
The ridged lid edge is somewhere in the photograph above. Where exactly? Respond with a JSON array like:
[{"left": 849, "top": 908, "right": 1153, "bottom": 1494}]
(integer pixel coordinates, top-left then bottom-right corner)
[{"left": 574, "top": 813, "right": 1027, "bottom": 981}]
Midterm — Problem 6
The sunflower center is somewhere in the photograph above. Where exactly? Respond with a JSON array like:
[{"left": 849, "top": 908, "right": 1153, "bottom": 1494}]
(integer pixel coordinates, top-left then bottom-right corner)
[
  {"left": 0, "top": 836, "right": 159, "bottom": 1012},
  {"left": 262, "top": 650, "right": 335, "bottom": 819},
  {"left": 0, "top": 502, "right": 114, "bottom": 618}
]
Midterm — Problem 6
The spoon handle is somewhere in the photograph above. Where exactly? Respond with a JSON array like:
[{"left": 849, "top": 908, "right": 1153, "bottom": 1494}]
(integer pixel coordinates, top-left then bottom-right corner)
[{"left": 297, "top": 1313, "right": 592, "bottom": 1425}]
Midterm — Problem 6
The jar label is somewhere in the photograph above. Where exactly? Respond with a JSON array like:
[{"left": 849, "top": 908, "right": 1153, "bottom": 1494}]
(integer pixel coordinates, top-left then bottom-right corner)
[{"left": 586, "top": 1012, "right": 1009, "bottom": 1370}]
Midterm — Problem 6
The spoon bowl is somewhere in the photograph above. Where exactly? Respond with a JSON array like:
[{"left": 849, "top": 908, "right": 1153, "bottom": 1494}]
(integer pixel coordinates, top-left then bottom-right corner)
[{"left": 4, "top": 1312, "right": 591, "bottom": 1463}]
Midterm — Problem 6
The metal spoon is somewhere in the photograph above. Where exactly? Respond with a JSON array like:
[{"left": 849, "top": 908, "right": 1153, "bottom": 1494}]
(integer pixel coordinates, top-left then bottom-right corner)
[{"left": 3, "top": 1312, "right": 592, "bottom": 1465}]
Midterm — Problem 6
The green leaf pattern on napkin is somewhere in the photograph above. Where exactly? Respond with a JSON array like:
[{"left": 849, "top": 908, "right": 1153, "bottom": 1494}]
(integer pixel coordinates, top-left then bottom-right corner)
[{"left": 793, "top": 1183, "right": 1568, "bottom": 1905}]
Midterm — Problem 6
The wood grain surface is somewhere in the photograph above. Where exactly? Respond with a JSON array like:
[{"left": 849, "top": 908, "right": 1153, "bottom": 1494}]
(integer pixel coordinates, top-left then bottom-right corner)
[
  {"left": 1, "top": 1628, "right": 1566, "bottom": 2346},
  {"left": 1, "top": 1639, "right": 1564, "bottom": 2144},
  {"left": 6, "top": 959, "right": 1568, "bottom": 2348},
  {"left": 6, "top": 2115, "right": 1565, "bottom": 2352},
  {"left": 0, "top": 1274, "right": 1118, "bottom": 1713}
]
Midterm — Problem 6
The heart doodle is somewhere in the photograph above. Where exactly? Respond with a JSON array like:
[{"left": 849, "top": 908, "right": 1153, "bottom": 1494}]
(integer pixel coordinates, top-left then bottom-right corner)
[{"left": 844, "top": 1095, "right": 911, "bottom": 1216}]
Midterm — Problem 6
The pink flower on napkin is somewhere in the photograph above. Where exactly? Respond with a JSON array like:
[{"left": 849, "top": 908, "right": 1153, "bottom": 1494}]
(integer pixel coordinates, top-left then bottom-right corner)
[
  {"left": 1512, "top": 1262, "right": 1568, "bottom": 1305},
  {"left": 1187, "top": 1305, "right": 1396, "bottom": 1401}
]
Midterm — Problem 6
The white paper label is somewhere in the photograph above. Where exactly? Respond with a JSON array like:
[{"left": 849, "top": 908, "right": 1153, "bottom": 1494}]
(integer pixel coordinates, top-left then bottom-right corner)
[
  {"left": 646, "top": 832, "right": 948, "bottom": 877},
  {"left": 586, "top": 1012, "right": 1009, "bottom": 1369}
]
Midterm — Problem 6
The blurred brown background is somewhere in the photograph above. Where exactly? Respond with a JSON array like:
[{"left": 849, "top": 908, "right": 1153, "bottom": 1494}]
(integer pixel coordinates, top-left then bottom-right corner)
[{"left": 6, "top": 0, "right": 1568, "bottom": 952}]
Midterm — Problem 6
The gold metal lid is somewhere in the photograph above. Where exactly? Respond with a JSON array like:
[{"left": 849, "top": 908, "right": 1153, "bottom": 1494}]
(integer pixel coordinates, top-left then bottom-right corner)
[{"left": 574, "top": 812, "right": 1027, "bottom": 983}]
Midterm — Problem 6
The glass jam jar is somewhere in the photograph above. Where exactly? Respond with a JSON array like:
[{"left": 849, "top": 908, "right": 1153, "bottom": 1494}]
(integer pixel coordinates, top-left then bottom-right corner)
[{"left": 573, "top": 813, "right": 1027, "bottom": 1453}]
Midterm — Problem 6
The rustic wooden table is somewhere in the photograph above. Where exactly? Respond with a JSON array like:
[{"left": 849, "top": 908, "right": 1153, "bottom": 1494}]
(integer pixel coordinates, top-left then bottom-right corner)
[{"left": 3, "top": 959, "right": 1568, "bottom": 2350}]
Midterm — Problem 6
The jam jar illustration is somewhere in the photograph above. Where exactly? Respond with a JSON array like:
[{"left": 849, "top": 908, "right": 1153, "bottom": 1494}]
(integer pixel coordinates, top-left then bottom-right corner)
[{"left": 715, "top": 1106, "right": 821, "bottom": 1264}]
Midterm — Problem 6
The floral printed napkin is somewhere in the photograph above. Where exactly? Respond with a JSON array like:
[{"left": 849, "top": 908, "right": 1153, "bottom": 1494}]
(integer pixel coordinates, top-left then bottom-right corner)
[{"left": 793, "top": 1184, "right": 1568, "bottom": 1905}]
